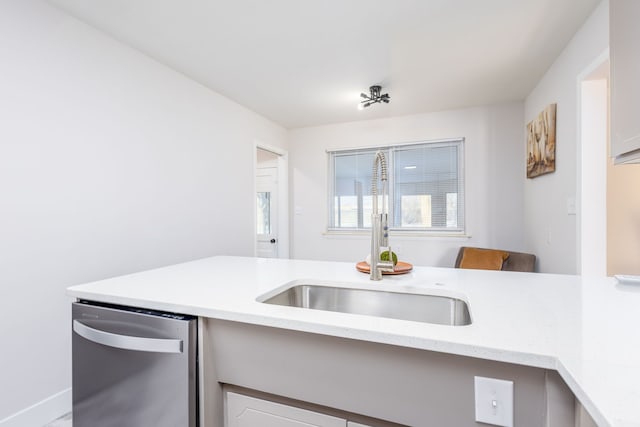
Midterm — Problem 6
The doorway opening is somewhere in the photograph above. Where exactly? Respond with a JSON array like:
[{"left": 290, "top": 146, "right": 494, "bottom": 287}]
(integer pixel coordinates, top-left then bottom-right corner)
[
  {"left": 578, "top": 55, "right": 609, "bottom": 277},
  {"left": 255, "top": 145, "right": 289, "bottom": 259},
  {"left": 579, "top": 52, "right": 640, "bottom": 277}
]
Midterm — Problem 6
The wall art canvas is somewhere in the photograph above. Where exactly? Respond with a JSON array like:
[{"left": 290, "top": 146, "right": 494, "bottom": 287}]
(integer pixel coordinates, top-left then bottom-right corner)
[{"left": 526, "top": 103, "right": 557, "bottom": 179}]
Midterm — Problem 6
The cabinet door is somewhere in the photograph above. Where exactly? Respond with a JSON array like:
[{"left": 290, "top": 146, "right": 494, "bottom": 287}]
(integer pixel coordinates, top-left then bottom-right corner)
[
  {"left": 611, "top": 0, "right": 640, "bottom": 163},
  {"left": 226, "top": 392, "right": 346, "bottom": 427},
  {"left": 347, "top": 423, "right": 373, "bottom": 427}
]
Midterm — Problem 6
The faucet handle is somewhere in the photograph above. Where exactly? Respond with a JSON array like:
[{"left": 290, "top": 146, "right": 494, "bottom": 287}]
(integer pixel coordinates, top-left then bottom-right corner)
[
  {"left": 377, "top": 260, "right": 395, "bottom": 272},
  {"left": 381, "top": 214, "right": 389, "bottom": 246}
]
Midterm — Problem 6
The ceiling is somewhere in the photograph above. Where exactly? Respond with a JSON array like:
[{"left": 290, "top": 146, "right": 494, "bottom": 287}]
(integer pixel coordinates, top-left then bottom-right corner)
[{"left": 48, "top": 0, "right": 601, "bottom": 129}]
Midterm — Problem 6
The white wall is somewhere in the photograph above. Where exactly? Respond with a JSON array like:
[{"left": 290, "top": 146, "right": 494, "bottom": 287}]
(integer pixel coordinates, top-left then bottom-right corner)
[
  {"left": 523, "top": 0, "right": 609, "bottom": 274},
  {"left": 289, "top": 103, "right": 525, "bottom": 267},
  {"left": 0, "top": 1, "right": 286, "bottom": 424}
]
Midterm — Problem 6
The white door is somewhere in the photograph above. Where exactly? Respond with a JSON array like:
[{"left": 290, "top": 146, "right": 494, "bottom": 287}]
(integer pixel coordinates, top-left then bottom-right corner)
[
  {"left": 226, "top": 392, "right": 345, "bottom": 427},
  {"left": 256, "top": 166, "right": 278, "bottom": 258}
]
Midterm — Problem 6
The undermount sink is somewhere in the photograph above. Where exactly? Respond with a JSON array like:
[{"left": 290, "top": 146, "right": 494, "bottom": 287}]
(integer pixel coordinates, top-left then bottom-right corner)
[{"left": 260, "top": 284, "right": 472, "bottom": 326}]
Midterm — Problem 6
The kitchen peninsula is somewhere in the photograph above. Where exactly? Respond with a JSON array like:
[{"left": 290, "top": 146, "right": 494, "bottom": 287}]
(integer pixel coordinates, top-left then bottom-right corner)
[{"left": 67, "top": 256, "right": 640, "bottom": 427}]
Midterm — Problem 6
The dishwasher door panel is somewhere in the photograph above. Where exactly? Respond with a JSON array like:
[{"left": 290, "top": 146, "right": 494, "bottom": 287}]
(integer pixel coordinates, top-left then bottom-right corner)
[{"left": 72, "top": 302, "right": 197, "bottom": 427}]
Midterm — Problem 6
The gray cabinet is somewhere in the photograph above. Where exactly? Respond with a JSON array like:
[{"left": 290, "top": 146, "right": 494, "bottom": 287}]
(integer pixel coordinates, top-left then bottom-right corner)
[
  {"left": 226, "top": 392, "right": 345, "bottom": 427},
  {"left": 610, "top": 0, "right": 640, "bottom": 163}
]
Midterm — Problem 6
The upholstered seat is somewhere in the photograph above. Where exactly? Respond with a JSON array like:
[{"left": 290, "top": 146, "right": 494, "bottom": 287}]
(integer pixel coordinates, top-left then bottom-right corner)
[{"left": 454, "top": 246, "right": 536, "bottom": 272}]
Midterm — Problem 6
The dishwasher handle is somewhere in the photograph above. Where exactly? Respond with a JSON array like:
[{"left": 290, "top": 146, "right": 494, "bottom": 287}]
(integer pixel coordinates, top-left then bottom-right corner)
[{"left": 73, "top": 320, "right": 183, "bottom": 354}]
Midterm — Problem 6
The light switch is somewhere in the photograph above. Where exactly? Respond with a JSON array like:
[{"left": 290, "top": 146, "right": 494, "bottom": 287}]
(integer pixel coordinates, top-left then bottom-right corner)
[{"left": 474, "top": 376, "right": 514, "bottom": 427}]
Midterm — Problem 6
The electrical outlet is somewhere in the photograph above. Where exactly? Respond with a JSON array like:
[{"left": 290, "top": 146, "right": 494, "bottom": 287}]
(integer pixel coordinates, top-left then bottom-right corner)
[{"left": 474, "top": 376, "right": 514, "bottom": 427}]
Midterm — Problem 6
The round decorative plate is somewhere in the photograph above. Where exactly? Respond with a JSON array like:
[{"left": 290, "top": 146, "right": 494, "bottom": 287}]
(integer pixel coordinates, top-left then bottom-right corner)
[{"left": 355, "top": 261, "right": 413, "bottom": 275}]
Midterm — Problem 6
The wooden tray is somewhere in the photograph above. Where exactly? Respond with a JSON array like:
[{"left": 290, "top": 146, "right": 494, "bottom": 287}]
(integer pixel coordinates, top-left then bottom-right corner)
[{"left": 356, "top": 261, "right": 413, "bottom": 275}]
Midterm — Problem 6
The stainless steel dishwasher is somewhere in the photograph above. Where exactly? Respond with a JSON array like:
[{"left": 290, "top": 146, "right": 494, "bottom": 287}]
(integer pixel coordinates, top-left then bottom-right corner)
[{"left": 72, "top": 300, "right": 198, "bottom": 427}]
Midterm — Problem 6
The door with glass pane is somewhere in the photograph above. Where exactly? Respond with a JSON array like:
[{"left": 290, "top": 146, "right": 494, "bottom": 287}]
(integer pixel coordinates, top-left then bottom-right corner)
[{"left": 256, "top": 167, "right": 278, "bottom": 258}]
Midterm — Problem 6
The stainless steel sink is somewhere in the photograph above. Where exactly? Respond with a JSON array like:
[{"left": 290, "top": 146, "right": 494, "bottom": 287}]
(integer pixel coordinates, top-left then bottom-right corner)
[{"left": 260, "top": 284, "right": 472, "bottom": 326}]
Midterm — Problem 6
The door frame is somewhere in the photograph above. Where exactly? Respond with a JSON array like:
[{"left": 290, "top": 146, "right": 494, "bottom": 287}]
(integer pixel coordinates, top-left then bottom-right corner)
[
  {"left": 254, "top": 142, "right": 289, "bottom": 258},
  {"left": 575, "top": 48, "right": 609, "bottom": 276}
]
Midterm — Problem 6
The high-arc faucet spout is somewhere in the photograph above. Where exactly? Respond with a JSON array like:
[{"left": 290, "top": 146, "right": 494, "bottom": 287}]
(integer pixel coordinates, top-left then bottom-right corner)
[{"left": 370, "top": 151, "right": 395, "bottom": 280}]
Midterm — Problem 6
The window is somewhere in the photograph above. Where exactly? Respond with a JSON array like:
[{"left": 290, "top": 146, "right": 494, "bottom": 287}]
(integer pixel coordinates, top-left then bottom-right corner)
[
  {"left": 256, "top": 192, "right": 271, "bottom": 234},
  {"left": 328, "top": 139, "right": 464, "bottom": 233}
]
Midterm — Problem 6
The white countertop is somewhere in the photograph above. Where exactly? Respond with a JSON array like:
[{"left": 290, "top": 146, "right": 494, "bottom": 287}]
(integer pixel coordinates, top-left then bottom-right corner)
[{"left": 67, "top": 256, "right": 640, "bottom": 427}]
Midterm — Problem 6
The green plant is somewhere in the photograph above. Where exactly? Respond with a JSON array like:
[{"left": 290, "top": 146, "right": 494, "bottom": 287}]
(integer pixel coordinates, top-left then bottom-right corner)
[{"left": 380, "top": 250, "right": 398, "bottom": 266}]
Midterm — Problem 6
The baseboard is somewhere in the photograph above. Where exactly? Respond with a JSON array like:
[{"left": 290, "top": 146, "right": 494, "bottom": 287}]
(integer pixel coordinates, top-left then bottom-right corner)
[{"left": 0, "top": 388, "right": 71, "bottom": 427}]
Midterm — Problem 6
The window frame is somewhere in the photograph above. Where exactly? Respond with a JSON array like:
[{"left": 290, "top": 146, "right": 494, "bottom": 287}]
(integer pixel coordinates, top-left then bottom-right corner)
[{"left": 327, "top": 138, "right": 465, "bottom": 235}]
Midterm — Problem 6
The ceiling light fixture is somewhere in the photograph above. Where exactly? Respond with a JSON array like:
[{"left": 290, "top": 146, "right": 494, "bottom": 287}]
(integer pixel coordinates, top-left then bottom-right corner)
[{"left": 357, "top": 85, "right": 390, "bottom": 110}]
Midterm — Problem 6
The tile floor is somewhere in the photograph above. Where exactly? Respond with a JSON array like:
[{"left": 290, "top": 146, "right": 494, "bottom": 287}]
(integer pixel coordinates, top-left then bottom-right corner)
[{"left": 44, "top": 412, "right": 72, "bottom": 427}]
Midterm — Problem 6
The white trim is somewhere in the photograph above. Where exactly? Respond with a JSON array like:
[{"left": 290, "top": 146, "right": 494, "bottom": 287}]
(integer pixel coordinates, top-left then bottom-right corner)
[
  {"left": 0, "top": 388, "right": 71, "bottom": 427},
  {"left": 275, "top": 154, "right": 290, "bottom": 258},
  {"left": 255, "top": 142, "right": 287, "bottom": 157},
  {"left": 322, "top": 231, "right": 471, "bottom": 239},
  {"left": 326, "top": 137, "right": 465, "bottom": 154}
]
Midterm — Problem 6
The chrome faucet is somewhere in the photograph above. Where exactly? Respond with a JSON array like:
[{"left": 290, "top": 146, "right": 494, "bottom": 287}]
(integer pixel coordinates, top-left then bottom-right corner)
[{"left": 370, "top": 151, "right": 395, "bottom": 280}]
